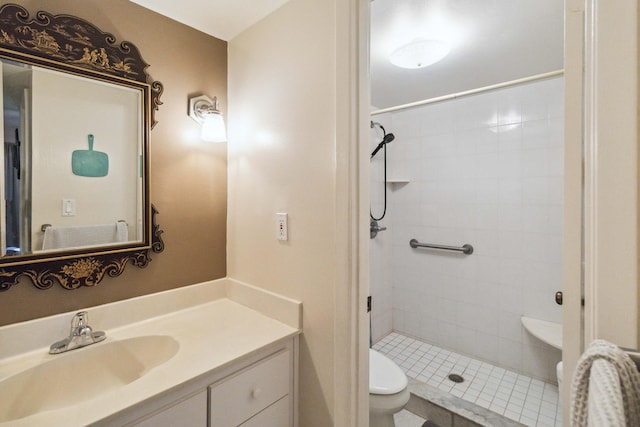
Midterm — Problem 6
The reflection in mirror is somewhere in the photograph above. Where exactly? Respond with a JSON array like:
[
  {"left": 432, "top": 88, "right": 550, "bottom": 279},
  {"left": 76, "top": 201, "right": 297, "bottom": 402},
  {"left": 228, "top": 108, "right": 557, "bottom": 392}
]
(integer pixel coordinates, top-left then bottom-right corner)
[{"left": 1, "top": 60, "right": 144, "bottom": 257}]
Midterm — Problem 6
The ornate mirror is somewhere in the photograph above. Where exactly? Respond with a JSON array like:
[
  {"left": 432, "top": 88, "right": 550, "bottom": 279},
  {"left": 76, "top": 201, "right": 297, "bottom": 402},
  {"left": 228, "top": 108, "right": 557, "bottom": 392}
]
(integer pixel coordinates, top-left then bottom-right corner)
[{"left": 0, "top": 4, "right": 164, "bottom": 291}]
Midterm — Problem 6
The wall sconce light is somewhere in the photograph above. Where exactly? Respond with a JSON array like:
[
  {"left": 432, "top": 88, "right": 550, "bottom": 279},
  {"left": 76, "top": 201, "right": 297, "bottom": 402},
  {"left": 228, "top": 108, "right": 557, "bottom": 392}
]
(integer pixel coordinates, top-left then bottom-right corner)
[{"left": 189, "top": 95, "right": 227, "bottom": 142}]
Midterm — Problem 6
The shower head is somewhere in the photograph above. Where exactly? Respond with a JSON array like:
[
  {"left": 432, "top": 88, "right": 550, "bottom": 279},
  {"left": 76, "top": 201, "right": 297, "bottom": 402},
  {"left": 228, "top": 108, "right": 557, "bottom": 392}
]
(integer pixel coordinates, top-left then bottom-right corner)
[{"left": 371, "top": 132, "right": 395, "bottom": 159}]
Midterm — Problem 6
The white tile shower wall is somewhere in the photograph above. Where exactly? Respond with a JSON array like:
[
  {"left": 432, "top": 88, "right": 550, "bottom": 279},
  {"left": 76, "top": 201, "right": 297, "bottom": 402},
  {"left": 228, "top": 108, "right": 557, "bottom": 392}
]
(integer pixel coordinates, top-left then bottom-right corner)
[
  {"left": 370, "top": 113, "right": 394, "bottom": 342},
  {"left": 380, "top": 77, "right": 564, "bottom": 382}
]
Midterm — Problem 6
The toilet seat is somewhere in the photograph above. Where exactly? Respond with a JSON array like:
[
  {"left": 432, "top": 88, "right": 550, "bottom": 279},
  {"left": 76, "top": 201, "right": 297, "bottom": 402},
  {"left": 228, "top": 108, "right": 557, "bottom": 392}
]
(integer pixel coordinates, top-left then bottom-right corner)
[{"left": 369, "top": 349, "right": 408, "bottom": 395}]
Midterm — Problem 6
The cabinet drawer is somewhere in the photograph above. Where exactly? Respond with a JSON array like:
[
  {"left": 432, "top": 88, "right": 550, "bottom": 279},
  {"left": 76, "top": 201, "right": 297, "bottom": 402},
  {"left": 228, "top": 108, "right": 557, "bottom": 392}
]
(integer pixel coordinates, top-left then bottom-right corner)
[
  {"left": 209, "top": 350, "right": 290, "bottom": 426},
  {"left": 239, "top": 396, "right": 290, "bottom": 427},
  {"left": 133, "top": 390, "right": 207, "bottom": 427}
]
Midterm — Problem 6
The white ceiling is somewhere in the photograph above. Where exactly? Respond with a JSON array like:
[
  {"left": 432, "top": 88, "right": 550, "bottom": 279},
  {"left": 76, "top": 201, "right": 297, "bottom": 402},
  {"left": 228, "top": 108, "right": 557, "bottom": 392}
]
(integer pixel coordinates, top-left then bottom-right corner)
[
  {"left": 371, "top": 0, "right": 564, "bottom": 109},
  {"left": 130, "top": 0, "right": 564, "bottom": 110},
  {"left": 129, "top": 0, "right": 291, "bottom": 41}
]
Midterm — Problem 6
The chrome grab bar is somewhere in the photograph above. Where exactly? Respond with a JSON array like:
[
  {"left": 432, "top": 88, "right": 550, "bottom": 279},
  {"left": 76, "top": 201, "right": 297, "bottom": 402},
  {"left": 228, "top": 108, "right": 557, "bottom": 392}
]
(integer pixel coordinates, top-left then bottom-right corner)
[{"left": 409, "top": 238, "right": 474, "bottom": 255}]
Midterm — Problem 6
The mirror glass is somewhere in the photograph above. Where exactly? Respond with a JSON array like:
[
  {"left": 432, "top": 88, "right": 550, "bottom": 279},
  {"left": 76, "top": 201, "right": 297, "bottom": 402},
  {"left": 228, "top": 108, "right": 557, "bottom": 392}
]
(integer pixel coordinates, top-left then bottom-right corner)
[{"left": 1, "top": 59, "right": 144, "bottom": 257}]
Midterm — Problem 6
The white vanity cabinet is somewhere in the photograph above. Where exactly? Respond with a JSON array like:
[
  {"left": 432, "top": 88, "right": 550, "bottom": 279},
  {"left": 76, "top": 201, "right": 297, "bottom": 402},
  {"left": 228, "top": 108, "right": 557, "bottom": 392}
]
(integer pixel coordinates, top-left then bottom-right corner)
[
  {"left": 98, "top": 338, "right": 297, "bottom": 427},
  {"left": 0, "top": 279, "right": 301, "bottom": 427},
  {"left": 133, "top": 391, "right": 208, "bottom": 427},
  {"left": 209, "top": 348, "right": 291, "bottom": 426}
]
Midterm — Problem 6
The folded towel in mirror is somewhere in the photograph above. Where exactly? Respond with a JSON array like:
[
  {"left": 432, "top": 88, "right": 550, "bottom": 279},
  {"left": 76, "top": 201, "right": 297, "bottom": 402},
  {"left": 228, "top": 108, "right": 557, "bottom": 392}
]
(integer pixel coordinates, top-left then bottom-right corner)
[{"left": 42, "top": 222, "right": 128, "bottom": 250}]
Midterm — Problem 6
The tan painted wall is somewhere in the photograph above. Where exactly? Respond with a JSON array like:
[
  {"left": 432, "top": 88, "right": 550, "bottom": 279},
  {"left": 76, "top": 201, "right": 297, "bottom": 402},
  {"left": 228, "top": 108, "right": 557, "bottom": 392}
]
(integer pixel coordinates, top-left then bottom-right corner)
[
  {"left": 0, "top": 0, "right": 228, "bottom": 326},
  {"left": 227, "top": 0, "right": 341, "bottom": 424}
]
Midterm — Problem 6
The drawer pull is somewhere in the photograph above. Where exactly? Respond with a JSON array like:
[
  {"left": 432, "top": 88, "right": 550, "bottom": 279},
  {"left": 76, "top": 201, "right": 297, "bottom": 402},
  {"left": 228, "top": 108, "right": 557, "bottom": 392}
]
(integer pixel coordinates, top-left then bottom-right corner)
[{"left": 252, "top": 387, "right": 262, "bottom": 399}]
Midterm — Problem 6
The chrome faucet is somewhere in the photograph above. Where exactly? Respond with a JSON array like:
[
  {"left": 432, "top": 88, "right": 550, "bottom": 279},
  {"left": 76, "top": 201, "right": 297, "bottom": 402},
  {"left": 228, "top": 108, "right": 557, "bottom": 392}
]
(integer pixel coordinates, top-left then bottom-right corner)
[{"left": 49, "top": 311, "right": 106, "bottom": 354}]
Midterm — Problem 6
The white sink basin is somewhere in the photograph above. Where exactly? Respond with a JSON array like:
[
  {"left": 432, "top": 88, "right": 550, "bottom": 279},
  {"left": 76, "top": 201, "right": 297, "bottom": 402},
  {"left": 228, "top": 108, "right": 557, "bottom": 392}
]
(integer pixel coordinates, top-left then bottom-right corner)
[{"left": 0, "top": 335, "right": 179, "bottom": 422}]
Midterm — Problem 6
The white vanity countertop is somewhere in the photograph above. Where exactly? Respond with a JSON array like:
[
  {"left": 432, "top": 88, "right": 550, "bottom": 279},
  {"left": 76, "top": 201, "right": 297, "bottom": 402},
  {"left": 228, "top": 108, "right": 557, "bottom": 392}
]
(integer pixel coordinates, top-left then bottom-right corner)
[{"left": 0, "top": 278, "right": 302, "bottom": 426}]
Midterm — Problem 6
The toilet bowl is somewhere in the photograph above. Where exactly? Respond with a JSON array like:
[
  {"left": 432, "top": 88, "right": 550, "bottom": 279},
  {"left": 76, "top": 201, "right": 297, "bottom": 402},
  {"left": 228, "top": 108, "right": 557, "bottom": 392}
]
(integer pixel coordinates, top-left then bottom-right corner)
[{"left": 369, "top": 349, "right": 410, "bottom": 427}]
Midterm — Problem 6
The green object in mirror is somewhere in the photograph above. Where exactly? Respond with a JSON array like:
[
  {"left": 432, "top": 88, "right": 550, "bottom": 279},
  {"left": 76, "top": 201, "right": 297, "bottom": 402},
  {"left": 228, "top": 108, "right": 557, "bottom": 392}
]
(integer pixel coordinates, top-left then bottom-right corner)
[{"left": 72, "top": 134, "right": 109, "bottom": 177}]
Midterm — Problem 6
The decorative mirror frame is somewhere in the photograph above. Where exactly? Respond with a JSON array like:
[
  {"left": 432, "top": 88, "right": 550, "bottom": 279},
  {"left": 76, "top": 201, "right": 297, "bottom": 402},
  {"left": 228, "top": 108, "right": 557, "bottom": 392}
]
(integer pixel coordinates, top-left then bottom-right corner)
[{"left": 0, "top": 4, "right": 164, "bottom": 291}]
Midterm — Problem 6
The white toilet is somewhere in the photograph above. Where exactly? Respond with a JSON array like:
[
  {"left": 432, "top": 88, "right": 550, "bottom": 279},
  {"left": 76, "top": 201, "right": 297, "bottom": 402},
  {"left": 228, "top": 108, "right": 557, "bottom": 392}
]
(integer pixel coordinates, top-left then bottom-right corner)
[{"left": 369, "top": 349, "right": 410, "bottom": 427}]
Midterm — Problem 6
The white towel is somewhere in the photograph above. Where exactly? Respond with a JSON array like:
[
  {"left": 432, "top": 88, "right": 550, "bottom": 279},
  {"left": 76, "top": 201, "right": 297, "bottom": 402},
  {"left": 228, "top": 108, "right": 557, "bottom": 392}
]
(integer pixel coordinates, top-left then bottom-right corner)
[
  {"left": 42, "top": 222, "right": 129, "bottom": 250},
  {"left": 571, "top": 339, "right": 640, "bottom": 427},
  {"left": 588, "top": 359, "right": 625, "bottom": 426}
]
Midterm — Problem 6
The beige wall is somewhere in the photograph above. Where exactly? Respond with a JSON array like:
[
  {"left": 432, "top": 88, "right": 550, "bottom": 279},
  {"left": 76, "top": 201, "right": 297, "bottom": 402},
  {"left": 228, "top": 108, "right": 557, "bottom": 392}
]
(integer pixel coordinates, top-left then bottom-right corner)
[
  {"left": 0, "top": 0, "right": 228, "bottom": 326},
  {"left": 228, "top": 0, "right": 344, "bottom": 424}
]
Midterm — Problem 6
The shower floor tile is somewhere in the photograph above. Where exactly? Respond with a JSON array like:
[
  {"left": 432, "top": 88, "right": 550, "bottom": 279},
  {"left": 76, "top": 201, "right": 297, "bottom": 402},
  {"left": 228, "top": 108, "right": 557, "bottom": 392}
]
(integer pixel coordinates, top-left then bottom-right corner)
[{"left": 373, "top": 332, "right": 562, "bottom": 427}]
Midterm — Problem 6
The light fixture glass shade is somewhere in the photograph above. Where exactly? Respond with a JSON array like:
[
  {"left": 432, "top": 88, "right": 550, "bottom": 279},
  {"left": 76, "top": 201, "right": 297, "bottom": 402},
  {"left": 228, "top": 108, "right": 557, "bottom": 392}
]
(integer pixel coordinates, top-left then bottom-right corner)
[
  {"left": 389, "top": 39, "right": 451, "bottom": 69},
  {"left": 201, "top": 112, "right": 226, "bottom": 142}
]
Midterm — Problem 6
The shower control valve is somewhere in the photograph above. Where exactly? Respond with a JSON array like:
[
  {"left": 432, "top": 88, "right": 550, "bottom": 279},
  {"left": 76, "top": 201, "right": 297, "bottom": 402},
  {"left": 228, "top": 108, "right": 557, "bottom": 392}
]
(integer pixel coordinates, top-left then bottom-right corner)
[{"left": 370, "top": 219, "right": 387, "bottom": 239}]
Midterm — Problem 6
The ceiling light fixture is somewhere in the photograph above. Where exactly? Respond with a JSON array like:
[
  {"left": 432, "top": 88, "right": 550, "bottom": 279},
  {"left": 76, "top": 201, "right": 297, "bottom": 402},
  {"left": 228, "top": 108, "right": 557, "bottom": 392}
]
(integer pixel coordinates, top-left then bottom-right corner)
[{"left": 389, "top": 38, "right": 451, "bottom": 69}]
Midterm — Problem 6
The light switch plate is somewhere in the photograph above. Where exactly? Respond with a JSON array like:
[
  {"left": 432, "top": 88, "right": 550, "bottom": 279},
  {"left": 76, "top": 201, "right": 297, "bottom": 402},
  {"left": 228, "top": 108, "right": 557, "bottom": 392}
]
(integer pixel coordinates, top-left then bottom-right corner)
[{"left": 62, "top": 198, "right": 76, "bottom": 216}]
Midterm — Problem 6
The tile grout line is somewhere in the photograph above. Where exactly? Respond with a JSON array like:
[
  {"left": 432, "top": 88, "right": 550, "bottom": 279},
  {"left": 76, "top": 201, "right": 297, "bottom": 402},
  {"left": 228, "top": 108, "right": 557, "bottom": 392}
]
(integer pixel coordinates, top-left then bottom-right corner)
[{"left": 373, "top": 332, "right": 561, "bottom": 427}]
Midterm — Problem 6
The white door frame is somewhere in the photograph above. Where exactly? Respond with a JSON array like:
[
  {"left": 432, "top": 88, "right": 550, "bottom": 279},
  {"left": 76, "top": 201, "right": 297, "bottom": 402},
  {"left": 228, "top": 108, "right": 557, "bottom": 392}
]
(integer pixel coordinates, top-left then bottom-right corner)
[
  {"left": 564, "top": 0, "right": 638, "bottom": 424},
  {"left": 336, "top": 0, "right": 371, "bottom": 425}
]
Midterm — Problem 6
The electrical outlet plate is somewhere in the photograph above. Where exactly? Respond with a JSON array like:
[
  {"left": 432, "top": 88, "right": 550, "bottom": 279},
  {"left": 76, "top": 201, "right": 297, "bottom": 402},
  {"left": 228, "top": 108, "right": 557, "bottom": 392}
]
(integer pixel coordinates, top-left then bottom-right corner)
[{"left": 276, "top": 213, "right": 288, "bottom": 240}]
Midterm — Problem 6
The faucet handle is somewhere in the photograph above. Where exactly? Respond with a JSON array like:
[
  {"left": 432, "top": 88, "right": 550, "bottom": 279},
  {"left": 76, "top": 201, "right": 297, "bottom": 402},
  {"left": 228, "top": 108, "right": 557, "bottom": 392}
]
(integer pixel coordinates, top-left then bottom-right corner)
[
  {"left": 72, "top": 311, "right": 88, "bottom": 325},
  {"left": 71, "top": 311, "right": 90, "bottom": 333}
]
